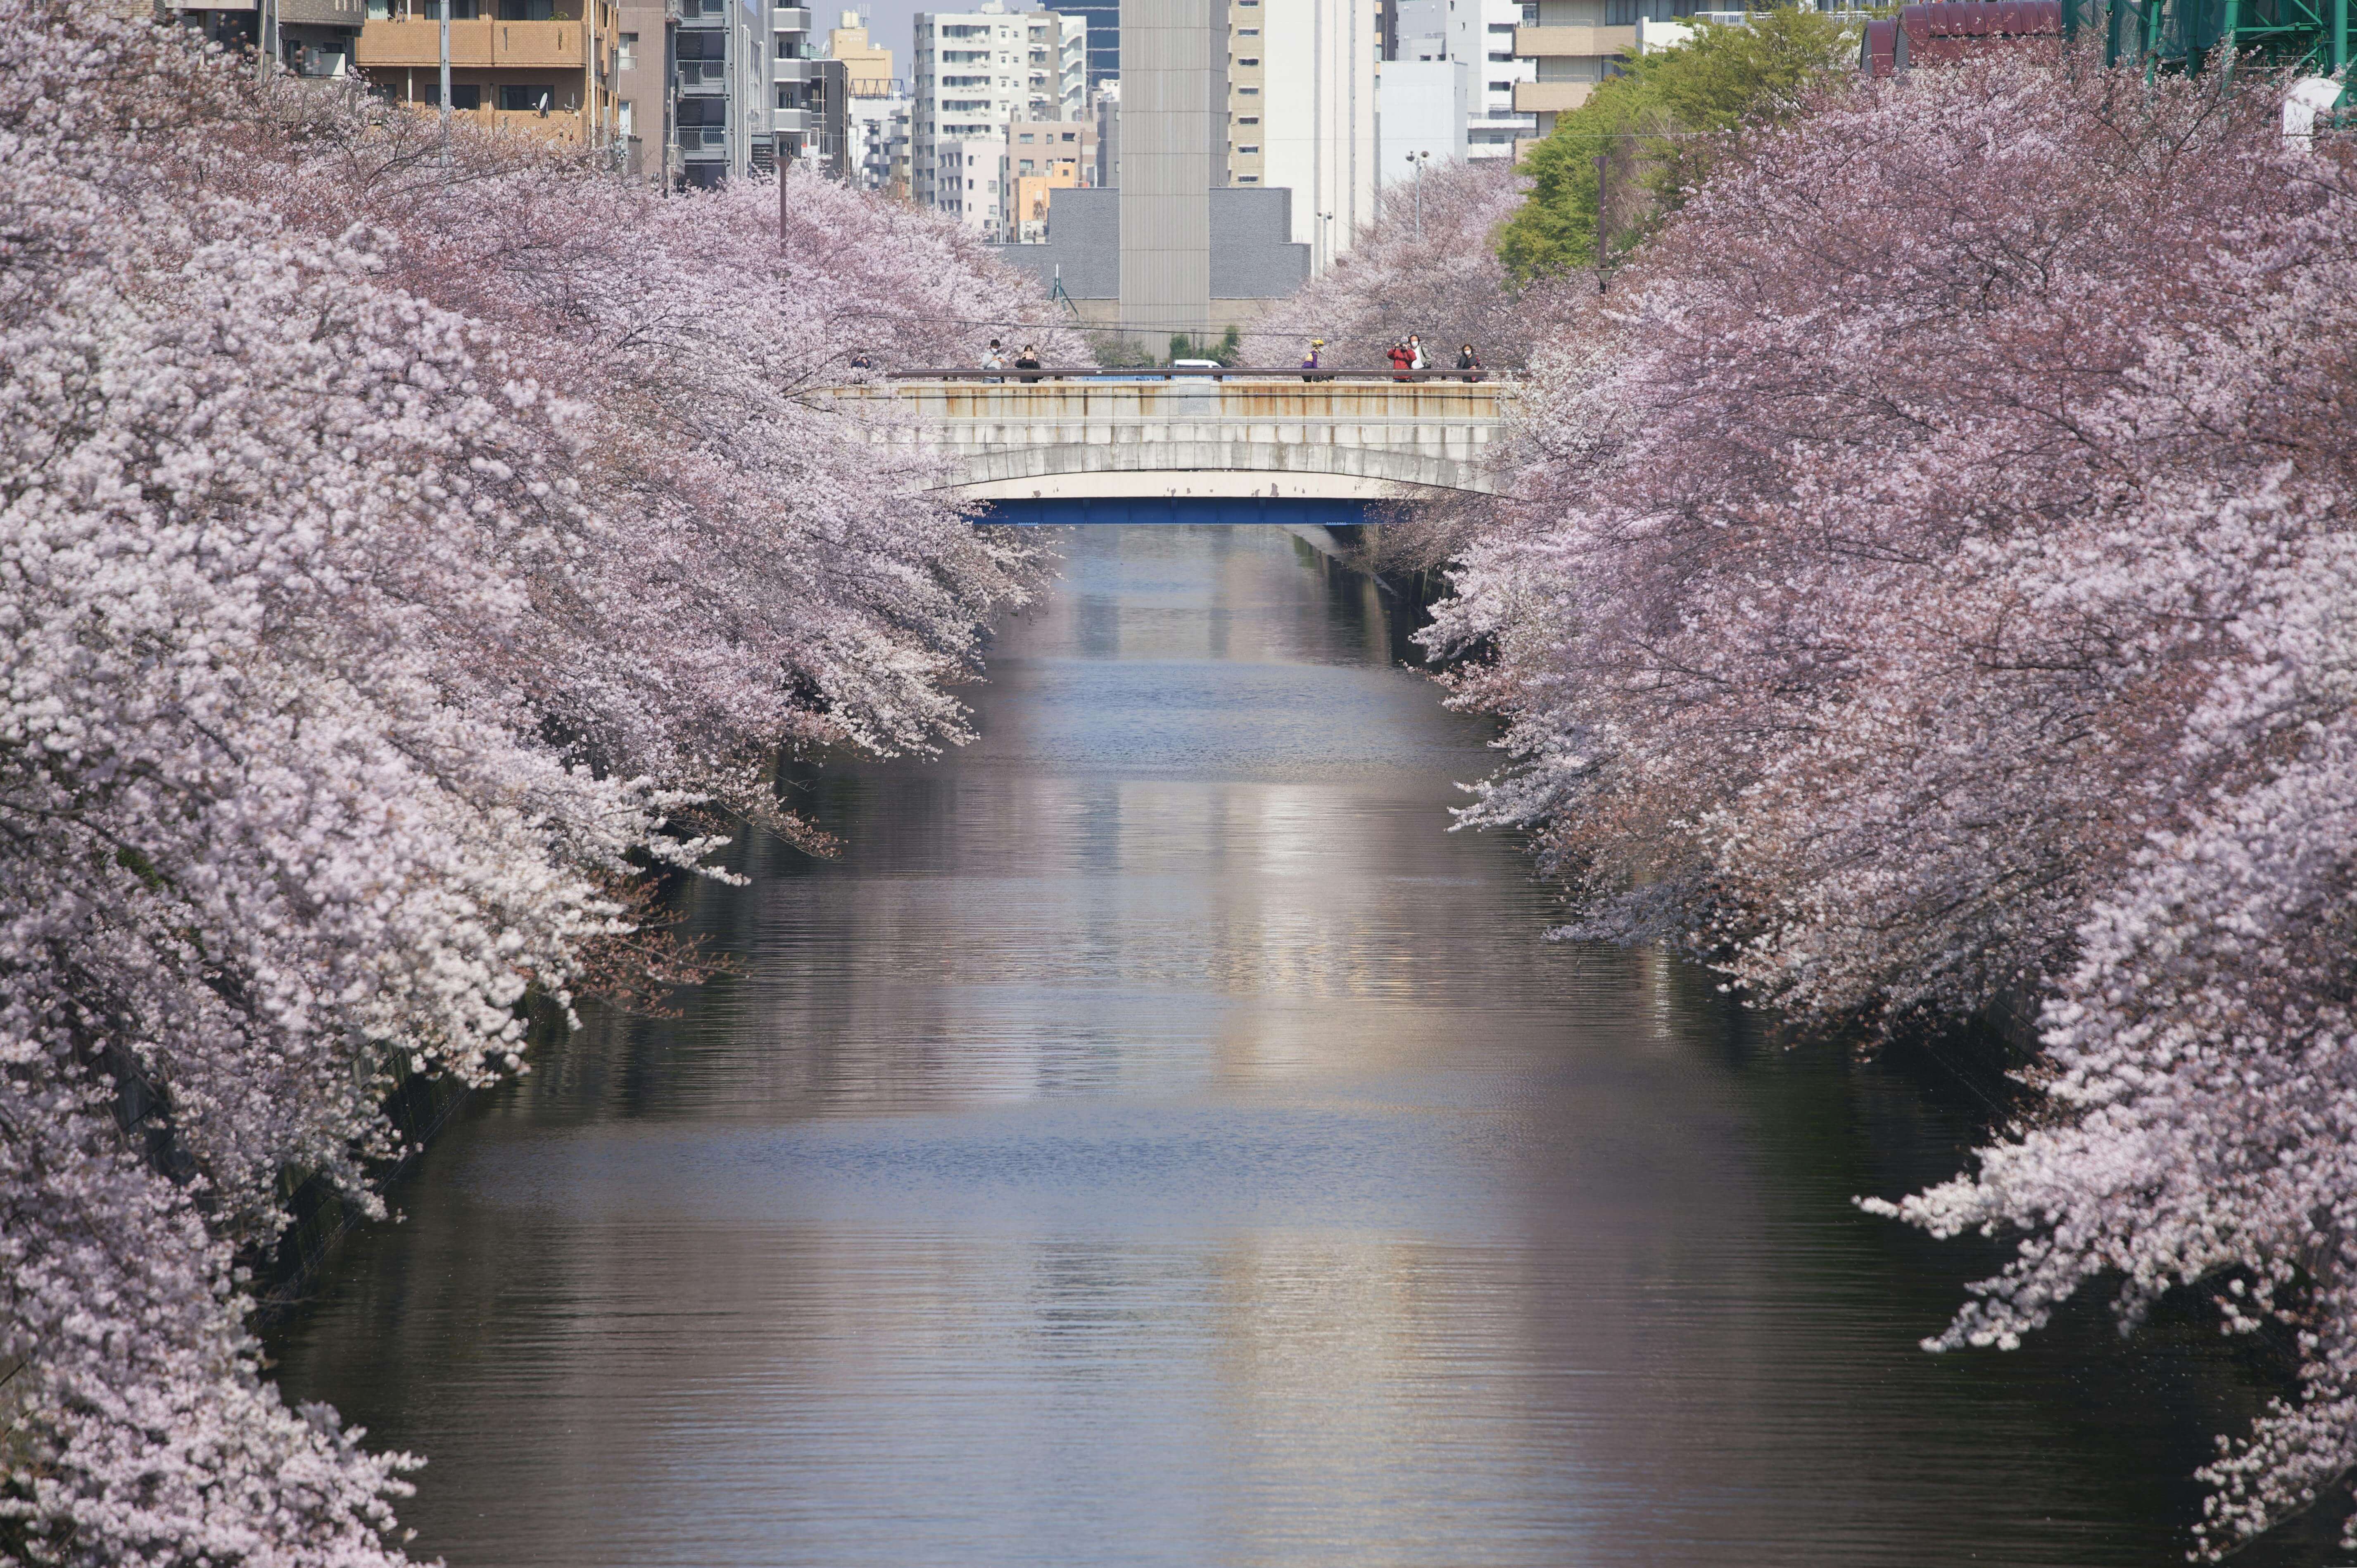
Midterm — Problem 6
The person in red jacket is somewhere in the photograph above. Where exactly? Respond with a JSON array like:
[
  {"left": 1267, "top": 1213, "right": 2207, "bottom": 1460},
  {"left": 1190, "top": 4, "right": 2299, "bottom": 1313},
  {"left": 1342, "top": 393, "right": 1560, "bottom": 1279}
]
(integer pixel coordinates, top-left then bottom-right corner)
[{"left": 1387, "top": 339, "right": 1413, "bottom": 381}]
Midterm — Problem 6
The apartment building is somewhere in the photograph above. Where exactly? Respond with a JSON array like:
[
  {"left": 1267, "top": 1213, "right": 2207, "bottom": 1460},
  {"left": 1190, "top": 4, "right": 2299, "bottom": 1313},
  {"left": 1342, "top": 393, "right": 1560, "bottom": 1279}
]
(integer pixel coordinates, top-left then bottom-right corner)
[
  {"left": 1511, "top": 0, "right": 1635, "bottom": 137},
  {"left": 1394, "top": 0, "right": 1535, "bottom": 157},
  {"left": 169, "top": 0, "right": 368, "bottom": 74},
  {"left": 1001, "top": 116, "right": 1095, "bottom": 241},
  {"left": 912, "top": 5, "right": 1087, "bottom": 213},
  {"left": 936, "top": 135, "right": 1009, "bottom": 233},
  {"left": 849, "top": 90, "right": 913, "bottom": 194},
  {"left": 355, "top": 0, "right": 619, "bottom": 149},
  {"left": 599, "top": 0, "right": 815, "bottom": 187}
]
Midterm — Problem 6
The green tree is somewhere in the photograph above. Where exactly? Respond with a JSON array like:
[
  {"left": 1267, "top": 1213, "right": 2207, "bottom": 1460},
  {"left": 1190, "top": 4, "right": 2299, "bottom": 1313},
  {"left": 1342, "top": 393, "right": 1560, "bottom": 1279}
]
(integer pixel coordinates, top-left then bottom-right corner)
[{"left": 1497, "top": 7, "right": 1857, "bottom": 280}]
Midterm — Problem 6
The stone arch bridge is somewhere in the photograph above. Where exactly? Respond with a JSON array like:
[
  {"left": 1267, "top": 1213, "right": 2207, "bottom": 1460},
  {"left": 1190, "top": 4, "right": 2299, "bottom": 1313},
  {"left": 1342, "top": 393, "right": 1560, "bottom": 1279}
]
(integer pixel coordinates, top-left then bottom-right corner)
[{"left": 841, "top": 370, "right": 1512, "bottom": 526}]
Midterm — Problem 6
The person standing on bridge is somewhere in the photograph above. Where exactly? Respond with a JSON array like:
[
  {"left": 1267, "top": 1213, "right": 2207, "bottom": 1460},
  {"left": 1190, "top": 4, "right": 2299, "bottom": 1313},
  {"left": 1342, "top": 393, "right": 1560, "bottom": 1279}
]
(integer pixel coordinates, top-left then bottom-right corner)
[
  {"left": 1301, "top": 337, "right": 1329, "bottom": 382},
  {"left": 1387, "top": 339, "right": 1414, "bottom": 381},
  {"left": 1457, "top": 343, "right": 1481, "bottom": 382},
  {"left": 984, "top": 339, "right": 1006, "bottom": 382},
  {"left": 1014, "top": 344, "right": 1043, "bottom": 383},
  {"left": 1408, "top": 334, "right": 1428, "bottom": 373}
]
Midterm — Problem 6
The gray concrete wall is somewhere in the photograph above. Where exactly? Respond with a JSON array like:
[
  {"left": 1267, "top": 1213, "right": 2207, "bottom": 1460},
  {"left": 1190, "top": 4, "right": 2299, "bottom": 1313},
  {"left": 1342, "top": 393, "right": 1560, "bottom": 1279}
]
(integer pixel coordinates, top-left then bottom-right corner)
[
  {"left": 993, "top": 187, "right": 1309, "bottom": 305},
  {"left": 1210, "top": 188, "right": 1311, "bottom": 299}
]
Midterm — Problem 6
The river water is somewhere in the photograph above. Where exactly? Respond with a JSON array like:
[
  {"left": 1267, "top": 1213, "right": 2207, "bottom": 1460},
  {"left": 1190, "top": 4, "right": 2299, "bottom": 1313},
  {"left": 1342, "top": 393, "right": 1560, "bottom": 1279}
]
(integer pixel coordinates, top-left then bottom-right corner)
[{"left": 273, "top": 525, "right": 2328, "bottom": 1568}]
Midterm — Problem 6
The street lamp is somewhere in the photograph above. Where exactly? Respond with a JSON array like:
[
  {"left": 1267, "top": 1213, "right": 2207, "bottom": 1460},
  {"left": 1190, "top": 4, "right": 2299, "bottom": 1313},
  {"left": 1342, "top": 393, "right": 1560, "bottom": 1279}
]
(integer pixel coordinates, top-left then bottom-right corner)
[
  {"left": 1405, "top": 150, "right": 1430, "bottom": 240},
  {"left": 1316, "top": 209, "right": 1335, "bottom": 273}
]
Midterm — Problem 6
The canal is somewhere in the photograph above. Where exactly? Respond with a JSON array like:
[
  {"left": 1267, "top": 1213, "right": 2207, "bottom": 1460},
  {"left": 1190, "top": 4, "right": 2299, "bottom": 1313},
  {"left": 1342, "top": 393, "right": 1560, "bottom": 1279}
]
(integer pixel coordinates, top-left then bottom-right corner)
[{"left": 272, "top": 525, "right": 2324, "bottom": 1567}]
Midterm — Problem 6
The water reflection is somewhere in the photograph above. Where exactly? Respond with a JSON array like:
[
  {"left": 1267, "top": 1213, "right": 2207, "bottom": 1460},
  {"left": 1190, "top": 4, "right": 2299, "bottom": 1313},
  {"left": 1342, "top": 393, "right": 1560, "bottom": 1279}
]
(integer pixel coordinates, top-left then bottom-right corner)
[{"left": 272, "top": 527, "right": 2333, "bottom": 1568}]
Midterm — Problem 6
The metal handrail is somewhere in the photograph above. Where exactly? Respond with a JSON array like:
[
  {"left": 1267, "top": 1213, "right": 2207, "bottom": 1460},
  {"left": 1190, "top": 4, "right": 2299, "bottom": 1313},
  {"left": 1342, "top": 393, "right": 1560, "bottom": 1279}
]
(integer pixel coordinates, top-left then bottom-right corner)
[{"left": 880, "top": 367, "right": 1510, "bottom": 383}]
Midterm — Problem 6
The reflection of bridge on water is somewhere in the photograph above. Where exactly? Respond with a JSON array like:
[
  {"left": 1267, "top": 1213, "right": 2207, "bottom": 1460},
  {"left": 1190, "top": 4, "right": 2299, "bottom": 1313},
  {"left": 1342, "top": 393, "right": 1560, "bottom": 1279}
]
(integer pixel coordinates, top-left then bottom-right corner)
[{"left": 843, "top": 369, "right": 1513, "bottom": 526}]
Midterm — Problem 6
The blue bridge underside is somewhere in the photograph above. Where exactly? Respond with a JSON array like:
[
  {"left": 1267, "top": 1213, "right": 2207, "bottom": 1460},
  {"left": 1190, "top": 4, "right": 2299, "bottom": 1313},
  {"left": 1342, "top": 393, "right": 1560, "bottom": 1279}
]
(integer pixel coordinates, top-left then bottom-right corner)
[{"left": 976, "top": 497, "right": 1379, "bottom": 527}]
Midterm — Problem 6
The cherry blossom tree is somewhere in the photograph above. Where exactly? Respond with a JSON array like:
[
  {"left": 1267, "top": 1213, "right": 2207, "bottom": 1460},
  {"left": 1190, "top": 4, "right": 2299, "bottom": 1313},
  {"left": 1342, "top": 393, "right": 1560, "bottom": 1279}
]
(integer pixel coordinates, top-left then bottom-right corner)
[
  {"left": 0, "top": 3, "right": 1081, "bottom": 1561},
  {"left": 1436, "top": 52, "right": 2357, "bottom": 1552},
  {"left": 1280, "top": 157, "right": 1568, "bottom": 370}
]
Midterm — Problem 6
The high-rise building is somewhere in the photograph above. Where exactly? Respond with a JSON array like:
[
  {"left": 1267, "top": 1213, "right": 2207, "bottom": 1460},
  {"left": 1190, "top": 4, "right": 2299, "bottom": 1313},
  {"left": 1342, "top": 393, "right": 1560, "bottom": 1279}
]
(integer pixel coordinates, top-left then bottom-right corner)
[
  {"left": 1394, "top": 0, "right": 1534, "bottom": 158},
  {"left": 912, "top": 5, "right": 1088, "bottom": 214},
  {"left": 353, "top": 0, "right": 618, "bottom": 151},
  {"left": 1058, "top": 0, "right": 1120, "bottom": 86},
  {"left": 1225, "top": 0, "right": 1378, "bottom": 264}
]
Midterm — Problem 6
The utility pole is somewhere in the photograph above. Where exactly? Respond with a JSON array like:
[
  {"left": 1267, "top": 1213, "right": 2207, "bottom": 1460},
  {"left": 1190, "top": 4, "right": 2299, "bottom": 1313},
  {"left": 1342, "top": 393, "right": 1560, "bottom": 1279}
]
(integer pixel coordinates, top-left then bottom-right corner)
[
  {"left": 1405, "top": 150, "right": 1428, "bottom": 239},
  {"left": 778, "top": 133, "right": 790, "bottom": 247},
  {"left": 439, "top": 0, "right": 452, "bottom": 168},
  {"left": 1594, "top": 152, "right": 1609, "bottom": 293}
]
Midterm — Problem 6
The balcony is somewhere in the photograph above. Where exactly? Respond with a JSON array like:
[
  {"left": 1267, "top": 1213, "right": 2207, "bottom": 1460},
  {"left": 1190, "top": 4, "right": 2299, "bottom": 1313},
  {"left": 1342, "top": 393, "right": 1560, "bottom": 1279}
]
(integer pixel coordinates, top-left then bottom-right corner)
[
  {"left": 1512, "top": 24, "right": 1636, "bottom": 57},
  {"left": 772, "top": 6, "right": 808, "bottom": 29},
  {"left": 773, "top": 55, "right": 817, "bottom": 81},
  {"left": 402, "top": 100, "right": 602, "bottom": 142},
  {"left": 771, "top": 108, "right": 813, "bottom": 131},
  {"left": 1513, "top": 80, "right": 1597, "bottom": 112},
  {"left": 356, "top": 17, "right": 594, "bottom": 69}
]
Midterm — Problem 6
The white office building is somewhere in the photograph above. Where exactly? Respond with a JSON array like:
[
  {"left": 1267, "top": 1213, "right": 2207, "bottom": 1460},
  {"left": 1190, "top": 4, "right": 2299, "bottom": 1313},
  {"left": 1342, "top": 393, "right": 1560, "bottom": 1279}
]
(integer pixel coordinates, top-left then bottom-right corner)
[
  {"left": 912, "top": 4, "right": 1088, "bottom": 214},
  {"left": 1377, "top": 56, "right": 1470, "bottom": 183},
  {"left": 1393, "top": 0, "right": 1535, "bottom": 159},
  {"left": 1228, "top": 0, "right": 1379, "bottom": 268}
]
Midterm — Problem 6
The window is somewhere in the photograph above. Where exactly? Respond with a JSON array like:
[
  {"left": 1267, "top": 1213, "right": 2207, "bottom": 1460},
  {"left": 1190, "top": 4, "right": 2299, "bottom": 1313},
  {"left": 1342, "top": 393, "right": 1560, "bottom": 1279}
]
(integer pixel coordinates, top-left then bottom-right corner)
[
  {"left": 1236, "top": 56, "right": 1259, "bottom": 65},
  {"left": 1236, "top": 114, "right": 1259, "bottom": 124},
  {"left": 615, "top": 30, "right": 635, "bottom": 68},
  {"left": 422, "top": 81, "right": 482, "bottom": 107},
  {"left": 501, "top": 83, "right": 554, "bottom": 111},
  {"left": 497, "top": 0, "right": 552, "bottom": 19},
  {"left": 1235, "top": 144, "right": 1259, "bottom": 154}
]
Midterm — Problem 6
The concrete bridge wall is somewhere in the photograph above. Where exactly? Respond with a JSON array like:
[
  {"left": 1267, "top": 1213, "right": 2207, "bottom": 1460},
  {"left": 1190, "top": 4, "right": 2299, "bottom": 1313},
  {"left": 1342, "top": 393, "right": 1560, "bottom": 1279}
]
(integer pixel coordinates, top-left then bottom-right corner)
[{"left": 847, "top": 378, "right": 1509, "bottom": 503}]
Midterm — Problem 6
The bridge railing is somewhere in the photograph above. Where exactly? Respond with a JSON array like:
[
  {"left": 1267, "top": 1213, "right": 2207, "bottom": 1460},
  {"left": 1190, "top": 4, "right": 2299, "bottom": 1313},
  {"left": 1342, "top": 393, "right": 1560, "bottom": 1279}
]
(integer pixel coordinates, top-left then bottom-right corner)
[{"left": 882, "top": 367, "right": 1516, "bottom": 383}]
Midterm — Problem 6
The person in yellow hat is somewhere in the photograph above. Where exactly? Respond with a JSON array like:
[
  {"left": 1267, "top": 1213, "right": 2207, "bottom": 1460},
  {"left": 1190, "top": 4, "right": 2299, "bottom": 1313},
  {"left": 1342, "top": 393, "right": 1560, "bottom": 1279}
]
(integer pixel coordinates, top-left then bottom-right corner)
[{"left": 1300, "top": 337, "right": 1330, "bottom": 383}]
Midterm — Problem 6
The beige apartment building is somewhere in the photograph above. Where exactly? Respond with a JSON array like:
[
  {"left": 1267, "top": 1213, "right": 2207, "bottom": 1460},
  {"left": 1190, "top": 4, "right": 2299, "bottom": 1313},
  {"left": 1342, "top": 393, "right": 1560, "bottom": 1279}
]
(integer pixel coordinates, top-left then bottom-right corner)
[
  {"left": 1512, "top": 1, "right": 1635, "bottom": 141},
  {"left": 355, "top": 0, "right": 620, "bottom": 148}
]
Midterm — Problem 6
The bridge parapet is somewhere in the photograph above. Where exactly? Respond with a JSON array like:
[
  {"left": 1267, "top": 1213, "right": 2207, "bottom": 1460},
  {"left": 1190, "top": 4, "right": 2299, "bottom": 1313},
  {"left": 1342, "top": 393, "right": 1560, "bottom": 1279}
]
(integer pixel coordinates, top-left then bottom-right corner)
[{"left": 841, "top": 375, "right": 1512, "bottom": 505}]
